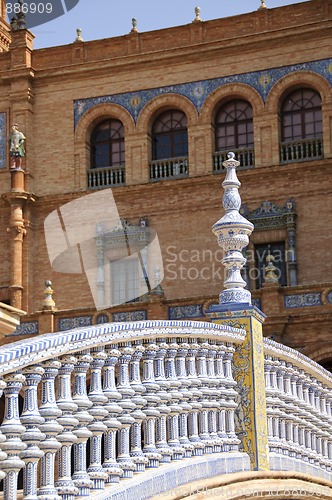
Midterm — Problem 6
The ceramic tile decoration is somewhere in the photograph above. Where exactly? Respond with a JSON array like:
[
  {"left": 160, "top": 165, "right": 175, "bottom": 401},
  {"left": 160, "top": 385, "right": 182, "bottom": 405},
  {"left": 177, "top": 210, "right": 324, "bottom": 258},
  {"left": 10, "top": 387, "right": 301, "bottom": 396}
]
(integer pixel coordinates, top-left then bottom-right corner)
[{"left": 74, "top": 58, "right": 332, "bottom": 127}]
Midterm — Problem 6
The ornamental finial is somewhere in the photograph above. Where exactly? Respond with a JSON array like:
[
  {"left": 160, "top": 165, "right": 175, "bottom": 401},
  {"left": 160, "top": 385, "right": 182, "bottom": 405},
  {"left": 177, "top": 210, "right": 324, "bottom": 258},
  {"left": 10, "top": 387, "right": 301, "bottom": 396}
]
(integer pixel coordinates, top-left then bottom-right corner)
[
  {"left": 212, "top": 153, "right": 254, "bottom": 305},
  {"left": 264, "top": 254, "right": 279, "bottom": 284},
  {"left": 131, "top": 18, "right": 138, "bottom": 33},
  {"left": 258, "top": 0, "right": 268, "bottom": 10},
  {"left": 75, "top": 28, "right": 83, "bottom": 42},
  {"left": 192, "top": 6, "right": 202, "bottom": 23},
  {"left": 42, "top": 280, "right": 56, "bottom": 311}
]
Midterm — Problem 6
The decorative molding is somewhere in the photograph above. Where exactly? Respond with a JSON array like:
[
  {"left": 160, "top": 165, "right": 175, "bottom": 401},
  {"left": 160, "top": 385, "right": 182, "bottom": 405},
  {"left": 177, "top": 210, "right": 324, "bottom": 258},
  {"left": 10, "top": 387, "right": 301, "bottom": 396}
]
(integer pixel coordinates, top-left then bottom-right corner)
[
  {"left": 10, "top": 320, "right": 38, "bottom": 336},
  {"left": 74, "top": 58, "right": 332, "bottom": 127},
  {"left": 241, "top": 199, "right": 296, "bottom": 231},
  {"left": 112, "top": 310, "right": 147, "bottom": 322},
  {"left": 284, "top": 292, "right": 322, "bottom": 309},
  {"left": 0, "top": 112, "right": 6, "bottom": 169},
  {"left": 168, "top": 304, "right": 203, "bottom": 320},
  {"left": 58, "top": 315, "right": 93, "bottom": 331}
]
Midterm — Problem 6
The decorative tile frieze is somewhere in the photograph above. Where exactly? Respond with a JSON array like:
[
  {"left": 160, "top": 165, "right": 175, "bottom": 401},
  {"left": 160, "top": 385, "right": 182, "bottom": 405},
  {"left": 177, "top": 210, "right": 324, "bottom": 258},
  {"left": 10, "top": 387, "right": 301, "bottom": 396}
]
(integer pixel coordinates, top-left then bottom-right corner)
[
  {"left": 284, "top": 292, "right": 322, "bottom": 309},
  {"left": 10, "top": 321, "right": 38, "bottom": 336},
  {"left": 0, "top": 112, "right": 6, "bottom": 169},
  {"left": 74, "top": 58, "right": 332, "bottom": 127},
  {"left": 95, "top": 313, "right": 109, "bottom": 324},
  {"left": 168, "top": 304, "right": 203, "bottom": 320},
  {"left": 112, "top": 310, "right": 147, "bottom": 322},
  {"left": 58, "top": 315, "right": 93, "bottom": 331}
]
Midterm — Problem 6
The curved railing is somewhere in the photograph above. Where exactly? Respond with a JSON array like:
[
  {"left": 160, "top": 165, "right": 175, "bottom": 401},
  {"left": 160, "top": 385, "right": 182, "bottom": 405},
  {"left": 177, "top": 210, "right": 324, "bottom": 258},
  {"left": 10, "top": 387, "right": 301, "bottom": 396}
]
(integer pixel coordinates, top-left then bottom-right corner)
[
  {"left": 0, "top": 319, "right": 331, "bottom": 500},
  {"left": 0, "top": 320, "right": 248, "bottom": 500},
  {"left": 264, "top": 338, "right": 332, "bottom": 479}
]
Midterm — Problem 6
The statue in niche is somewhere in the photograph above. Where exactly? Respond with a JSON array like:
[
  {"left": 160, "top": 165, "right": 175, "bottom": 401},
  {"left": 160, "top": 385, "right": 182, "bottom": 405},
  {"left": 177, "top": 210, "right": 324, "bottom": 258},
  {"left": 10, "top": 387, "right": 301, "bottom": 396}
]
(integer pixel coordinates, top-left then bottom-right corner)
[{"left": 8, "top": 123, "right": 26, "bottom": 169}]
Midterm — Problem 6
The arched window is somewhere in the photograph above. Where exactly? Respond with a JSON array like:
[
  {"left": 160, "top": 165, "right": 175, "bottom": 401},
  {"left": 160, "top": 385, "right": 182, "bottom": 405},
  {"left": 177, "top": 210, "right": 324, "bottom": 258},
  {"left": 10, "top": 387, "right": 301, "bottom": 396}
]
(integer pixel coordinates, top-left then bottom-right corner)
[
  {"left": 152, "top": 110, "right": 188, "bottom": 160},
  {"left": 88, "top": 119, "right": 125, "bottom": 188},
  {"left": 214, "top": 100, "right": 254, "bottom": 170},
  {"left": 215, "top": 100, "right": 253, "bottom": 150},
  {"left": 91, "top": 119, "right": 125, "bottom": 168},
  {"left": 280, "top": 88, "right": 323, "bottom": 163}
]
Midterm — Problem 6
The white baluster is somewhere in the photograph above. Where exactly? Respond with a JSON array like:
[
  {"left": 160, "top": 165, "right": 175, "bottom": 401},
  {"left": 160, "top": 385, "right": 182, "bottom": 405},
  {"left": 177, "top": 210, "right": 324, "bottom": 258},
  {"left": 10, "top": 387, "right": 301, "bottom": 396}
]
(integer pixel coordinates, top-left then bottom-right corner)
[
  {"left": 87, "top": 347, "right": 108, "bottom": 490},
  {"left": 176, "top": 340, "right": 194, "bottom": 458},
  {"left": 196, "top": 342, "right": 213, "bottom": 454},
  {"left": 165, "top": 340, "right": 184, "bottom": 460},
  {"left": 129, "top": 341, "right": 148, "bottom": 472},
  {"left": 38, "top": 359, "right": 62, "bottom": 500},
  {"left": 154, "top": 339, "right": 173, "bottom": 463},
  {"left": 56, "top": 356, "right": 79, "bottom": 499},
  {"left": 102, "top": 345, "right": 123, "bottom": 483},
  {"left": 1, "top": 372, "right": 26, "bottom": 500},
  {"left": 206, "top": 341, "right": 221, "bottom": 453},
  {"left": 186, "top": 340, "right": 204, "bottom": 456},
  {"left": 72, "top": 351, "right": 93, "bottom": 496},
  {"left": 117, "top": 343, "right": 136, "bottom": 478},
  {"left": 21, "top": 365, "right": 45, "bottom": 500},
  {"left": 224, "top": 344, "right": 239, "bottom": 452},
  {"left": 142, "top": 340, "right": 162, "bottom": 468}
]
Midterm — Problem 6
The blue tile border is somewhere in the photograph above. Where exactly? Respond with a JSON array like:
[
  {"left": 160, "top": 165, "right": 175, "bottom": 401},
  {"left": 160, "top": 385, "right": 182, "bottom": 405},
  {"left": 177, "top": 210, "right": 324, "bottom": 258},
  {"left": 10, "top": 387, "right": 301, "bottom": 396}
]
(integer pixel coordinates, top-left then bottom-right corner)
[
  {"left": 169, "top": 304, "right": 203, "bottom": 320},
  {"left": 284, "top": 292, "right": 322, "bottom": 309},
  {"left": 113, "top": 310, "right": 147, "bottom": 322},
  {"left": 9, "top": 320, "right": 39, "bottom": 336},
  {"left": 58, "top": 315, "right": 93, "bottom": 331},
  {"left": 74, "top": 58, "right": 332, "bottom": 128}
]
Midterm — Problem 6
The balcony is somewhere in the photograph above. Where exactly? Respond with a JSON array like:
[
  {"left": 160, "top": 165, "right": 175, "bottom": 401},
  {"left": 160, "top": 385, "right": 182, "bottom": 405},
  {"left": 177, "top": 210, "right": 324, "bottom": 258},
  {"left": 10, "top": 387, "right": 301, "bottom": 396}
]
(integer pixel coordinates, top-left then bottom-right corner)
[
  {"left": 149, "top": 157, "right": 188, "bottom": 182},
  {"left": 213, "top": 148, "right": 254, "bottom": 172},
  {"left": 87, "top": 166, "right": 125, "bottom": 189},
  {"left": 280, "top": 138, "right": 323, "bottom": 164}
]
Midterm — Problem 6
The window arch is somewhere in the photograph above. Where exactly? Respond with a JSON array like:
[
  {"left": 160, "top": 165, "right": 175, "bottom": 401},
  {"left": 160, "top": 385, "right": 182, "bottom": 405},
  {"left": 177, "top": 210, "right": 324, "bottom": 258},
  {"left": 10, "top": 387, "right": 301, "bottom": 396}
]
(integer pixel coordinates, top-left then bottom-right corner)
[
  {"left": 152, "top": 109, "right": 188, "bottom": 160},
  {"left": 214, "top": 100, "right": 254, "bottom": 170},
  {"left": 91, "top": 118, "right": 125, "bottom": 168},
  {"left": 280, "top": 88, "right": 323, "bottom": 163}
]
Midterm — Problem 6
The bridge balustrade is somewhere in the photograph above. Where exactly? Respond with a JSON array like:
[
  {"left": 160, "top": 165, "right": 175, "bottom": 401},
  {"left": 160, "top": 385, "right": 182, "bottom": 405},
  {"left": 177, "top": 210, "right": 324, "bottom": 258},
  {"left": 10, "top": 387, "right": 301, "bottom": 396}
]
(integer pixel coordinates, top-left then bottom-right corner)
[{"left": 0, "top": 320, "right": 331, "bottom": 499}]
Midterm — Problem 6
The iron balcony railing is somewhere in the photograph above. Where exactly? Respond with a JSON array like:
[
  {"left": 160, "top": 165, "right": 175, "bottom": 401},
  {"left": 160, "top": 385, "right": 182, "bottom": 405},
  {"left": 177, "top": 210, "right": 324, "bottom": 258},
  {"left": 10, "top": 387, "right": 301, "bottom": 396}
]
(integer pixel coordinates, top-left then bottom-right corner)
[
  {"left": 280, "top": 137, "right": 323, "bottom": 164},
  {"left": 213, "top": 147, "right": 254, "bottom": 172},
  {"left": 149, "top": 156, "right": 188, "bottom": 182},
  {"left": 87, "top": 166, "right": 125, "bottom": 189}
]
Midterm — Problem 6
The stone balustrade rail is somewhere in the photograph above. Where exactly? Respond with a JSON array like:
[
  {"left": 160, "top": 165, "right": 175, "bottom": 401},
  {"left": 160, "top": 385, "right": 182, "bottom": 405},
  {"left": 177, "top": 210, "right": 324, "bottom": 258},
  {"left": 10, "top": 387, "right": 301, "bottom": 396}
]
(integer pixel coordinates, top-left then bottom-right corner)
[{"left": 0, "top": 320, "right": 331, "bottom": 500}]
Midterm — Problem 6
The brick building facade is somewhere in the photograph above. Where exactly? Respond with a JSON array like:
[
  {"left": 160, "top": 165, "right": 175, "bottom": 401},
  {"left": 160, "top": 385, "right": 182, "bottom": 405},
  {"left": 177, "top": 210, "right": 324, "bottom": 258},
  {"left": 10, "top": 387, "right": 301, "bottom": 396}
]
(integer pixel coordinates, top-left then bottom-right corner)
[{"left": 0, "top": 1, "right": 332, "bottom": 367}]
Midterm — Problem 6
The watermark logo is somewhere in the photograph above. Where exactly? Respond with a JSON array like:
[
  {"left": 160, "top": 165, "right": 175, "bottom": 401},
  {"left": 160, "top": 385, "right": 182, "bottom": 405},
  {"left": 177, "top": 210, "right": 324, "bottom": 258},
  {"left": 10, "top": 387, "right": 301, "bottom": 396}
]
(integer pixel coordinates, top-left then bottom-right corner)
[
  {"left": 6, "top": 0, "right": 80, "bottom": 29},
  {"left": 44, "top": 189, "right": 164, "bottom": 310}
]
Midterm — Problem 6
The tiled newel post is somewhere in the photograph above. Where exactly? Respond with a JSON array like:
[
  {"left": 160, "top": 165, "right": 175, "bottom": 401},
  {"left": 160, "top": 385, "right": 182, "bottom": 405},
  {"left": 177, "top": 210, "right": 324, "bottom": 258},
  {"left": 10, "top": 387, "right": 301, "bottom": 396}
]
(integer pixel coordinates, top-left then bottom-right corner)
[{"left": 205, "top": 152, "right": 270, "bottom": 471}]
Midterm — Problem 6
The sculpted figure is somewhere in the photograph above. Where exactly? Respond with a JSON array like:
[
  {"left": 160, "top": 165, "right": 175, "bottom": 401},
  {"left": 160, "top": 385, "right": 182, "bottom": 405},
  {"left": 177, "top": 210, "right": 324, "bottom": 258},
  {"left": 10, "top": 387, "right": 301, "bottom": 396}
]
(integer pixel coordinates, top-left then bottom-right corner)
[{"left": 9, "top": 123, "right": 26, "bottom": 169}]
